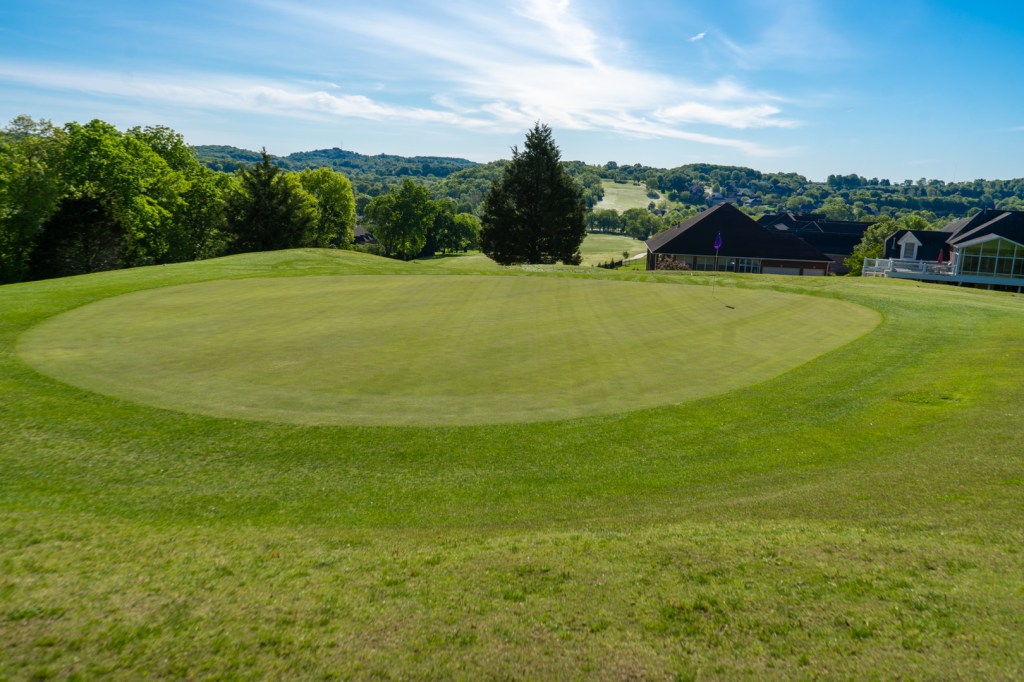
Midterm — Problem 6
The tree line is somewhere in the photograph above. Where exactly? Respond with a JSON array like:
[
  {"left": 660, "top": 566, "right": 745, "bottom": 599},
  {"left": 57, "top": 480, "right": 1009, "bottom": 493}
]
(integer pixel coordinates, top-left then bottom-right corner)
[
  {"left": 195, "top": 146, "right": 607, "bottom": 218},
  {"left": 194, "top": 140, "right": 1024, "bottom": 227},
  {"left": 8, "top": 114, "right": 1024, "bottom": 283},
  {"left": 613, "top": 164, "right": 1024, "bottom": 226},
  {"left": 0, "top": 116, "right": 483, "bottom": 283}
]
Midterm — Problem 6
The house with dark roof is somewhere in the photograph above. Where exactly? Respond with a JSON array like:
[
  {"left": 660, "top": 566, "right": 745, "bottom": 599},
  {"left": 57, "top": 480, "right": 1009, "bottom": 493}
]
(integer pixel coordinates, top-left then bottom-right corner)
[
  {"left": 863, "top": 209, "right": 1024, "bottom": 291},
  {"left": 646, "top": 203, "right": 833, "bottom": 276},
  {"left": 353, "top": 225, "right": 377, "bottom": 245},
  {"left": 758, "top": 212, "right": 873, "bottom": 274}
]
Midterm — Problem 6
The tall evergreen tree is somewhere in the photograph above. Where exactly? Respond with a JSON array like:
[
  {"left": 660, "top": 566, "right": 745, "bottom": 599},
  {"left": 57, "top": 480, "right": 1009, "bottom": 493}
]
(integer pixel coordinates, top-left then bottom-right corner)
[
  {"left": 225, "top": 150, "right": 316, "bottom": 253},
  {"left": 480, "top": 123, "right": 586, "bottom": 265}
]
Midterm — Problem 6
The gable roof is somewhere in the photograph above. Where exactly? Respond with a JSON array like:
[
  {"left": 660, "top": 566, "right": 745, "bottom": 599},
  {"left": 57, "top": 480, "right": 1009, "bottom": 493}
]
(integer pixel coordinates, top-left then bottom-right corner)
[
  {"left": 955, "top": 232, "right": 1024, "bottom": 249},
  {"left": 759, "top": 212, "right": 873, "bottom": 236},
  {"left": 941, "top": 209, "right": 1015, "bottom": 237},
  {"left": 946, "top": 210, "right": 1024, "bottom": 247},
  {"left": 647, "top": 203, "right": 830, "bottom": 262},
  {"left": 756, "top": 212, "right": 872, "bottom": 257},
  {"left": 884, "top": 229, "right": 949, "bottom": 260}
]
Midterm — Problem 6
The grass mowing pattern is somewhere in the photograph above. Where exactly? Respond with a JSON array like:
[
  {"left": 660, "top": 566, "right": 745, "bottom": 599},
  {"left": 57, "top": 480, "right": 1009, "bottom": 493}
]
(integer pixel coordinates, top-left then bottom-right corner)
[
  {"left": 2, "top": 249, "right": 1023, "bottom": 679},
  {"left": 18, "top": 275, "right": 877, "bottom": 425}
]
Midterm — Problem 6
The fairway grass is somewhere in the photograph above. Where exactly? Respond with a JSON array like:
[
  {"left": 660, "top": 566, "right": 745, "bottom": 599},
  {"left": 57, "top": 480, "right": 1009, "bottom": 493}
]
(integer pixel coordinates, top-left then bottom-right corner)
[
  {"left": 18, "top": 275, "right": 877, "bottom": 425},
  {"left": 594, "top": 179, "right": 657, "bottom": 212},
  {"left": 578, "top": 232, "right": 647, "bottom": 265},
  {"left": 2, "top": 249, "right": 1023, "bottom": 679}
]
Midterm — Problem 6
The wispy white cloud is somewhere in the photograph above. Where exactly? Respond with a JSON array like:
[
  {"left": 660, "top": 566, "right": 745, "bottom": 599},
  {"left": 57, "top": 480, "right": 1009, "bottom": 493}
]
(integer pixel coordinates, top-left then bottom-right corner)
[
  {"left": 1, "top": 0, "right": 807, "bottom": 157},
  {"left": 0, "top": 61, "right": 491, "bottom": 129},
  {"left": 654, "top": 102, "right": 798, "bottom": 129},
  {"left": 714, "top": 1, "right": 853, "bottom": 70},
  {"left": 249, "top": 0, "right": 800, "bottom": 153},
  {"left": 689, "top": 31, "right": 707, "bottom": 42},
  {"left": 513, "top": 0, "right": 602, "bottom": 66}
]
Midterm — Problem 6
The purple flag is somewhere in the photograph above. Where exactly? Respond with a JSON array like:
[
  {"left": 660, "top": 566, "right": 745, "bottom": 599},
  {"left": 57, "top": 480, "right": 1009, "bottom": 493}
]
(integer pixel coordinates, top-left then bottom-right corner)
[{"left": 713, "top": 232, "right": 723, "bottom": 251}]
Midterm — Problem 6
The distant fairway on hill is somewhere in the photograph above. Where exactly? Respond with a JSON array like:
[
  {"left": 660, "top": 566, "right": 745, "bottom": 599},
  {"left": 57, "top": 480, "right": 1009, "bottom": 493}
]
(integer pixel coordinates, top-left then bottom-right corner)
[
  {"left": 594, "top": 179, "right": 655, "bottom": 211},
  {"left": 18, "top": 274, "right": 876, "bottom": 425}
]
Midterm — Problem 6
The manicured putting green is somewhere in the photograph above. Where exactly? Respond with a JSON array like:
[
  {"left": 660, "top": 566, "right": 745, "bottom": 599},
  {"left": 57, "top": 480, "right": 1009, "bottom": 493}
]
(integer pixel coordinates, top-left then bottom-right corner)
[{"left": 18, "top": 275, "right": 878, "bottom": 425}]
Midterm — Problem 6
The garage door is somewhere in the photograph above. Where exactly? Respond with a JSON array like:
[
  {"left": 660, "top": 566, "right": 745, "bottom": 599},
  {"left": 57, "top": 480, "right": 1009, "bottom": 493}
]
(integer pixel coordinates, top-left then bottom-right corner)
[{"left": 802, "top": 268, "right": 826, "bottom": 276}]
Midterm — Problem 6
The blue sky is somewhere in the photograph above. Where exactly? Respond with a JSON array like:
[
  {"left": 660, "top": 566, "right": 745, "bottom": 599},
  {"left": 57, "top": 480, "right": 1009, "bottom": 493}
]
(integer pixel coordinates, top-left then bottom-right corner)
[{"left": 2, "top": 0, "right": 1023, "bottom": 181}]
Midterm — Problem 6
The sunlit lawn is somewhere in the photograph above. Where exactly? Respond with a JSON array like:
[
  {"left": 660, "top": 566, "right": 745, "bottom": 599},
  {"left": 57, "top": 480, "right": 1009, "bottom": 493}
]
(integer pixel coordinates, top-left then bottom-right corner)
[
  {"left": 578, "top": 232, "right": 647, "bottom": 265},
  {"left": 2, "top": 250, "right": 1023, "bottom": 679}
]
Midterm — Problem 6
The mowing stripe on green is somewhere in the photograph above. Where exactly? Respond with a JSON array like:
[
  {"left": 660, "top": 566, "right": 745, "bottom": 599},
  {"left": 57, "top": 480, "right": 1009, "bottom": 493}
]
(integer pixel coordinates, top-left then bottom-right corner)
[{"left": 17, "top": 274, "right": 878, "bottom": 425}]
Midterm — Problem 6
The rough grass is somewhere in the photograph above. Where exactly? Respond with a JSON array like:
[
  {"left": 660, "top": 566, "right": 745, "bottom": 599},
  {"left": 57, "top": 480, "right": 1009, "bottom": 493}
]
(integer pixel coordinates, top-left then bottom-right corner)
[{"left": 2, "top": 249, "right": 1023, "bottom": 679}]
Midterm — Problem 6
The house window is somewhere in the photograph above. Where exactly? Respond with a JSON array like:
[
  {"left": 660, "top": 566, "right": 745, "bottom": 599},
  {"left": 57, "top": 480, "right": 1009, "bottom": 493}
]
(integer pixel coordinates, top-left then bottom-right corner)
[
  {"left": 901, "top": 241, "right": 918, "bottom": 260},
  {"left": 694, "top": 256, "right": 716, "bottom": 271},
  {"left": 959, "top": 238, "right": 1024, "bottom": 278},
  {"left": 960, "top": 254, "right": 979, "bottom": 274},
  {"left": 735, "top": 258, "right": 760, "bottom": 273}
]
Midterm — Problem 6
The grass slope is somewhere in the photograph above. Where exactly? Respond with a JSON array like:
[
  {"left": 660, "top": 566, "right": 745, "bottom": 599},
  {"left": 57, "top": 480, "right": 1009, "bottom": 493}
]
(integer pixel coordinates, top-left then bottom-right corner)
[
  {"left": 594, "top": 179, "right": 656, "bottom": 212},
  {"left": 2, "top": 250, "right": 1023, "bottom": 679}
]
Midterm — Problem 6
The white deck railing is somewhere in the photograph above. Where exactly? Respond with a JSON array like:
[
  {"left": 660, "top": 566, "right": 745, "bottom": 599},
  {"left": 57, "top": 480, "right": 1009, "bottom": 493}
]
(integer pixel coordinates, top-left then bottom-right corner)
[{"left": 863, "top": 258, "right": 954, "bottom": 277}]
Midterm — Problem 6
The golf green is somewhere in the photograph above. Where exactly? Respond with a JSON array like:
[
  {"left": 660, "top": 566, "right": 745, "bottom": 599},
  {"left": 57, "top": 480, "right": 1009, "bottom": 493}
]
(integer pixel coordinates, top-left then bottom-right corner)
[{"left": 17, "top": 274, "right": 878, "bottom": 425}]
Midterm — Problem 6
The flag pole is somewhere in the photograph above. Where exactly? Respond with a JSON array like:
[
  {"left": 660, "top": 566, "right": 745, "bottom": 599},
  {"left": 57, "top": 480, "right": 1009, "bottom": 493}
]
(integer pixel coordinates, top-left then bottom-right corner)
[
  {"left": 712, "top": 232, "right": 722, "bottom": 297},
  {"left": 711, "top": 231, "right": 732, "bottom": 308},
  {"left": 712, "top": 247, "right": 718, "bottom": 296}
]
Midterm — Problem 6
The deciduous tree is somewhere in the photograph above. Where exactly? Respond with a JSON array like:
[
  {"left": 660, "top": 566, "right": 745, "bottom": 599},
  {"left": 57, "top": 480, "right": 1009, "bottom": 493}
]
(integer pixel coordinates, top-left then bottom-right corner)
[
  {"left": 586, "top": 208, "right": 622, "bottom": 233},
  {"left": 620, "top": 207, "right": 662, "bottom": 240},
  {"left": 128, "top": 125, "right": 228, "bottom": 261},
  {"left": 0, "top": 116, "right": 65, "bottom": 282},
  {"left": 30, "top": 119, "right": 182, "bottom": 277},
  {"left": 364, "top": 178, "right": 434, "bottom": 260},
  {"left": 298, "top": 167, "right": 356, "bottom": 248}
]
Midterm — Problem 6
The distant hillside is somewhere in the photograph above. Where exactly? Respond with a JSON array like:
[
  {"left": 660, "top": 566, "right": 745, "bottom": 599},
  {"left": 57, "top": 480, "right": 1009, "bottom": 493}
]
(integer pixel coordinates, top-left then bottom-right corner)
[
  {"left": 193, "top": 145, "right": 481, "bottom": 203},
  {"left": 191, "top": 145, "right": 267, "bottom": 172},
  {"left": 193, "top": 145, "right": 477, "bottom": 179},
  {"left": 193, "top": 145, "right": 1024, "bottom": 223},
  {"left": 191, "top": 146, "right": 607, "bottom": 212}
]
